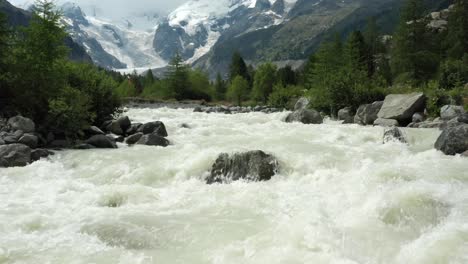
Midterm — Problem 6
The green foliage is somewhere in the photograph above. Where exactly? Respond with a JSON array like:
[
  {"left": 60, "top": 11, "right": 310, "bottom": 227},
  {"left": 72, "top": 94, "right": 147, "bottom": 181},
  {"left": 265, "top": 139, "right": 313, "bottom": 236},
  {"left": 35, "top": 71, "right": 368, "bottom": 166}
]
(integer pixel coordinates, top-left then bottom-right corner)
[
  {"left": 229, "top": 51, "right": 250, "bottom": 83},
  {"left": 227, "top": 76, "right": 249, "bottom": 106},
  {"left": 268, "top": 85, "right": 303, "bottom": 109},
  {"left": 445, "top": 0, "right": 468, "bottom": 58},
  {"left": 276, "top": 65, "right": 297, "bottom": 86},
  {"left": 439, "top": 58, "right": 468, "bottom": 90},
  {"left": 116, "top": 79, "right": 137, "bottom": 98},
  {"left": 214, "top": 73, "right": 227, "bottom": 100},
  {"left": 0, "top": 11, "right": 12, "bottom": 102},
  {"left": 187, "top": 69, "right": 214, "bottom": 101},
  {"left": 165, "top": 53, "right": 190, "bottom": 100},
  {"left": 48, "top": 86, "right": 94, "bottom": 136},
  {"left": 252, "top": 62, "right": 277, "bottom": 103}
]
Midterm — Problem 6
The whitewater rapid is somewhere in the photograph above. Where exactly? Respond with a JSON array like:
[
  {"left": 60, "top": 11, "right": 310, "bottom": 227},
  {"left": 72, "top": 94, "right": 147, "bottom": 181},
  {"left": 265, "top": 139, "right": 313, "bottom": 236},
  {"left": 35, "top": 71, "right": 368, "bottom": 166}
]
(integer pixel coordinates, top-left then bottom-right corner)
[{"left": 1, "top": 108, "right": 468, "bottom": 264}]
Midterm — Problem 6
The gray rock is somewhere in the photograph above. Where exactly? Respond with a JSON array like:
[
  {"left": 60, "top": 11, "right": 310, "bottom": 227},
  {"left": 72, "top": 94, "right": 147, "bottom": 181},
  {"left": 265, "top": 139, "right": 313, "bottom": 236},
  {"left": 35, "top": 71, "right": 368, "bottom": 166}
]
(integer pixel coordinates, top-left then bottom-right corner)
[
  {"left": 374, "top": 118, "right": 399, "bottom": 127},
  {"left": 435, "top": 124, "right": 468, "bottom": 155},
  {"left": 354, "top": 101, "right": 384, "bottom": 125},
  {"left": 116, "top": 116, "right": 132, "bottom": 132},
  {"left": 0, "top": 139, "right": 4, "bottom": 145},
  {"left": 31, "top": 149, "right": 53, "bottom": 161},
  {"left": 108, "top": 121, "right": 123, "bottom": 135},
  {"left": 294, "top": 97, "right": 310, "bottom": 111},
  {"left": 126, "top": 123, "right": 142, "bottom": 135},
  {"left": 462, "top": 151, "right": 468, "bottom": 157},
  {"left": 285, "top": 109, "right": 323, "bottom": 124},
  {"left": 459, "top": 113, "right": 468, "bottom": 124},
  {"left": 378, "top": 93, "right": 426, "bottom": 124},
  {"left": 180, "top": 123, "right": 191, "bottom": 129},
  {"left": 206, "top": 150, "right": 279, "bottom": 184},
  {"left": 0, "top": 144, "right": 31, "bottom": 167},
  {"left": 86, "top": 126, "right": 105, "bottom": 135},
  {"left": 137, "top": 121, "right": 168, "bottom": 137},
  {"left": 338, "top": 107, "right": 354, "bottom": 124},
  {"left": 412, "top": 112, "right": 425, "bottom": 123},
  {"left": 73, "top": 144, "right": 96, "bottom": 150},
  {"left": 193, "top": 106, "right": 203, "bottom": 112},
  {"left": 136, "top": 133, "right": 170, "bottom": 147},
  {"left": 18, "top": 134, "right": 38, "bottom": 149},
  {"left": 49, "top": 139, "right": 72, "bottom": 149},
  {"left": 7, "top": 116, "right": 35, "bottom": 133},
  {"left": 383, "top": 127, "right": 407, "bottom": 144},
  {"left": 86, "top": 135, "right": 118, "bottom": 149},
  {"left": 440, "top": 105, "right": 465, "bottom": 121},
  {"left": 126, "top": 132, "right": 143, "bottom": 145}
]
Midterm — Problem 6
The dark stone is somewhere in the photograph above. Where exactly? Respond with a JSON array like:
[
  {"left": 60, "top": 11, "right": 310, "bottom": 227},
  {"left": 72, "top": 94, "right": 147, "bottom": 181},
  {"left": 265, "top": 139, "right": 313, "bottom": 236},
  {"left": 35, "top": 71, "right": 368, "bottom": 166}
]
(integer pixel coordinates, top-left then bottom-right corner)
[
  {"left": 86, "top": 135, "right": 118, "bottom": 149},
  {"left": 116, "top": 116, "right": 132, "bottom": 132},
  {"left": 193, "top": 106, "right": 203, "bottom": 112},
  {"left": 354, "top": 101, "right": 384, "bottom": 125},
  {"left": 31, "top": 149, "right": 52, "bottom": 161},
  {"left": 458, "top": 113, "right": 468, "bottom": 124},
  {"left": 137, "top": 121, "right": 168, "bottom": 137},
  {"left": 126, "top": 132, "right": 143, "bottom": 145},
  {"left": 206, "top": 150, "right": 279, "bottom": 184},
  {"left": 294, "top": 97, "right": 310, "bottom": 111},
  {"left": 7, "top": 115, "right": 35, "bottom": 133},
  {"left": 285, "top": 109, "right": 323, "bottom": 124},
  {"left": 435, "top": 124, "right": 468, "bottom": 155},
  {"left": 49, "top": 139, "right": 72, "bottom": 149},
  {"left": 136, "top": 133, "right": 170, "bottom": 147},
  {"left": 338, "top": 107, "right": 354, "bottom": 124},
  {"left": 18, "top": 134, "right": 38, "bottom": 149},
  {"left": 108, "top": 121, "right": 123, "bottom": 135},
  {"left": 73, "top": 144, "right": 96, "bottom": 150},
  {"left": 180, "top": 123, "right": 191, "bottom": 129},
  {"left": 86, "top": 126, "right": 105, "bottom": 135},
  {"left": 383, "top": 127, "right": 407, "bottom": 144},
  {"left": 0, "top": 143, "right": 31, "bottom": 167},
  {"left": 126, "top": 123, "right": 142, "bottom": 135}
]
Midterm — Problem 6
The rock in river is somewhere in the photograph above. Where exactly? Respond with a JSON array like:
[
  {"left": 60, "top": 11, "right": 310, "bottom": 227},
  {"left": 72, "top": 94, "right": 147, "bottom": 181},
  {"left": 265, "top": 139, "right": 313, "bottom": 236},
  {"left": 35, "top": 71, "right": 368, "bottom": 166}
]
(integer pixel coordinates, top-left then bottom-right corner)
[
  {"left": 378, "top": 93, "right": 425, "bottom": 125},
  {"left": 354, "top": 101, "right": 384, "bottom": 125},
  {"left": 7, "top": 115, "right": 35, "bottom": 133},
  {"left": 138, "top": 121, "right": 168, "bottom": 137},
  {"left": 0, "top": 143, "right": 31, "bottom": 167},
  {"left": 86, "top": 135, "right": 118, "bottom": 149},
  {"left": 206, "top": 150, "right": 279, "bottom": 184},
  {"left": 435, "top": 124, "right": 468, "bottom": 155},
  {"left": 136, "top": 133, "right": 170, "bottom": 147},
  {"left": 285, "top": 109, "right": 323, "bottom": 124},
  {"left": 383, "top": 127, "right": 407, "bottom": 144}
]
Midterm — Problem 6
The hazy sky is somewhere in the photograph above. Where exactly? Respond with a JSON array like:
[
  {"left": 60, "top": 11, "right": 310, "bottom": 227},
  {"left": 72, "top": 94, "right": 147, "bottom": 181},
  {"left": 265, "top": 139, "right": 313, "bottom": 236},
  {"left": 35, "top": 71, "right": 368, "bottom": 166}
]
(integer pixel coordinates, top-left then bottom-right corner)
[{"left": 9, "top": 0, "right": 189, "bottom": 15}]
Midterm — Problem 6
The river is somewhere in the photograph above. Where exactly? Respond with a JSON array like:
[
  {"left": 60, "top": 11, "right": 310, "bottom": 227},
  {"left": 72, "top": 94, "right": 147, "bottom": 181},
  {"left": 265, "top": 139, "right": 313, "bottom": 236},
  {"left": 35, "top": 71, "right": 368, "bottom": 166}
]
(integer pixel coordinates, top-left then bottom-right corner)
[{"left": 1, "top": 107, "right": 468, "bottom": 264}]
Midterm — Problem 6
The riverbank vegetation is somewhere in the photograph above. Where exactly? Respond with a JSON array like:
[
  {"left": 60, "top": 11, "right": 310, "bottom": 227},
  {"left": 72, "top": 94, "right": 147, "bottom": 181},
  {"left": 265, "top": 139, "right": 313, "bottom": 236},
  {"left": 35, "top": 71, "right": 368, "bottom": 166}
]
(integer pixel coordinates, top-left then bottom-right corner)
[{"left": 0, "top": 1, "right": 121, "bottom": 137}]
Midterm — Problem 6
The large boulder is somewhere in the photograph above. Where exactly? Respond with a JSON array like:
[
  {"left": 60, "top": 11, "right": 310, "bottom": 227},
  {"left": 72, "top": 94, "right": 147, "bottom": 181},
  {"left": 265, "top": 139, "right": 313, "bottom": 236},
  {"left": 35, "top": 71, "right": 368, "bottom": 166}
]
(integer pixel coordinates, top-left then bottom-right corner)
[
  {"left": 31, "top": 149, "right": 53, "bottom": 162},
  {"left": 7, "top": 116, "right": 35, "bottom": 133},
  {"left": 383, "top": 127, "right": 407, "bottom": 144},
  {"left": 0, "top": 144, "right": 32, "bottom": 167},
  {"left": 374, "top": 118, "right": 399, "bottom": 127},
  {"left": 137, "top": 121, "right": 168, "bottom": 137},
  {"left": 354, "top": 101, "right": 384, "bottom": 125},
  {"left": 435, "top": 124, "right": 468, "bottom": 155},
  {"left": 440, "top": 105, "right": 465, "bottom": 121},
  {"left": 85, "top": 126, "right": 105, "bottom": 136},
  {"left": 338, "top": 107, "right": 354, "bottom": 124},
  {"left": 126, "top": 123, "right": 142, "bottom": 135},
  {"left": 116, "top": 116, "right": 132, "bottom": 132},
  {"left": 206, "top": 150, "right": 279, "bottom": 184},
  {"left": 285, "top": 109, "right": 323, "bottom": 124},
  {"left": 86, "top": 135, "right": 118, "bottom": 149},
  {"left": 412, "top": 112, "right": 426, "bottom": 123},
  {"left": 294, "top": 97, "right": 310, "bottom": 111},
  {"left": 18, "top": 134, "right": 38, "bottom": 149},
  {"left": 3, "top": 130, "right": 24, "bottom": 144},
  {"left": 377, "top": 93, "right": 426, "bottom": 124},
  {"left": 459, "top": 113, "right": 468, "bottom": 124},
  {"left": 136, "top": 133, "right": 170, "bottom": 147},
  {"left": 108, "top": 121, "right": 123, "bottom": 135}
]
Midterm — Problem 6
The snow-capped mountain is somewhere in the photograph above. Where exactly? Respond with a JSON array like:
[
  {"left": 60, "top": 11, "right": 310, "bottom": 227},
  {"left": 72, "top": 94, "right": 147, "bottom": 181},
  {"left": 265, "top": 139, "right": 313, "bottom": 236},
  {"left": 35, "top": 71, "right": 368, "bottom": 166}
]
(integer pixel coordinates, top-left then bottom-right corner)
[
  {"left": 154, "top": 0, "right": 300, "bottom": 63},
  {"left": 60, "top": 2, "right": 166, "bottom": 70}
]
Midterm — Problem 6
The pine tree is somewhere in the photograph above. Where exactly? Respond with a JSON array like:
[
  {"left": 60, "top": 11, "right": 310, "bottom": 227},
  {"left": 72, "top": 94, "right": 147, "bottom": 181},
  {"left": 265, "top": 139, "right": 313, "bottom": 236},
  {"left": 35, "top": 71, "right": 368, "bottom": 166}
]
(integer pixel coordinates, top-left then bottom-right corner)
[
  {"left": 363, "top": 17, "right": 382, "bottom": 77},
  {"left": 144, "top": 69, "right": 155, "bottom": 87},
  {"left": 165, "top": 52, "right": 190, "bottom": 100},
  {"left": 446, "top": 0, "right": 468, "bottom": 58},
  {"left": 227, "top": 76, "right": 249, "bottom": 106},
  {"left": 345, "top": 31, "right": 368, "bottom": 71},
  {"left": 251, "top": 62, "right": 277, "bottom": 103},
  {"left": 277, "top": 65, "right": 297, "bottom": 86},
  {"left": 0, "top": 12, "right": 11, "bottom": 101},
  {"left": 229, "top": 51, "right": 250, "bottom": 83},
  {"left": 214, "top": 72, "right": 226, "bottom": 101}
]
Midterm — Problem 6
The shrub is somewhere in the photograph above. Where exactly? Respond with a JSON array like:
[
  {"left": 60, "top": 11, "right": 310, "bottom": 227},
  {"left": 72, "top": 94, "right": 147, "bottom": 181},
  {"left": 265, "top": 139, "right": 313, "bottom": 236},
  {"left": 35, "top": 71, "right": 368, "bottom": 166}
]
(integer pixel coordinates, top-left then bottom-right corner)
[{"left": 268, "top": 85, "right": 304, "bottom": 109}]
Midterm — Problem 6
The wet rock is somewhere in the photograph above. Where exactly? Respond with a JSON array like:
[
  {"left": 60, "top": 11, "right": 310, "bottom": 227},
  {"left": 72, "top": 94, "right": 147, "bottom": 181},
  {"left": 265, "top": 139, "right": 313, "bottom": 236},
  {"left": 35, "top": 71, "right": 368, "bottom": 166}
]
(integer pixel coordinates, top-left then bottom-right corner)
[
  {"left": 18, "top": 133, "right": 38, "bottom": 149},
  {"left": 116, "top": 116, "right": 132, "bottom": 132},
  {"left": 378, "top": 93, "right": 426, "bottom": 125},
  {"left": 462, "top": 151, "right": 468, "bottom": 157},
  {"left": 374, "top": 118, "right": 399, "bottom": 127},
  {"left": 136, "top": 133, "right": 170, "bottom": 147},
  {"left": 285, "top": 109, "right": 323, "bottom": 124},
  {"left": 435, "top": 124, "right": 468, "bottom": 155},
  {"left": 294, "top": 97, "right": 310, "bottom": 111},
  {"left": 180, "top": 123, "right": 191, "bottom": 129},
  {"left": 459, "top": 113, "right": 468, "bottom": 124},
  {"left": 86, "top": 126, "right": 105, "bottom": 135},
  {"left": 126, "top": 132, "right": 143, "bottom": 145},
  {"left": 86, "top": 135, "right": 118, "bottom": 149},
  {"left": 0, "top": 143, "right": 32, "bottom": 167},
  {"left": 0, "top": 139, "right": 4, "bottom": 145},
  {"left": 354, "top": 101, "right": 384, "bottom": 125},
  {"left": 383, "top": 127, "right": 407, "bottom": 144},
  {"left": 338, "top": 107, "right": 354, "bottom": 124},
  {"left": 108, "top": 121, "right": 123, "bottom": 135},
  {"left": 7, "top": 115, "right": 35, "bottom": 133},
  {"left": 49, "top": 139, "right": 72, "bottom": 149},
  {"left": 73, "top": 144, "right": 96, "bottom": 150},
  {"left": 126, "top": 123, "right": 142, "bottom": 135},
  {"left": 193, "top": 106, "right": 203, "bottom": 112},
  {"left": 31, "top": 149, "right": 53, "bottom": 161},
  {"left": 206, "top": 150, "right": 279, "bottom": 184},
  {"left": 440, "top": 105, "right": 465, "bottom": 121},
  {"left": 137, "top": 121, "right": 168, "bottom": 137},
  {"left": 4, "top": 130, "right": 24, "bottom": 144}
]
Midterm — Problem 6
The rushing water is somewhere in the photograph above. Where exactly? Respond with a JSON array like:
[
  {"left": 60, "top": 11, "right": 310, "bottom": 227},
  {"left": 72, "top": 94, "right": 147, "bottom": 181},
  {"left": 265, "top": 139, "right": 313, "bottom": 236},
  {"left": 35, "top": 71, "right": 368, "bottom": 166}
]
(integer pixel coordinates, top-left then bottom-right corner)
[{"left": 1, "top": 108, "right": 468, "bottom": 264}]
